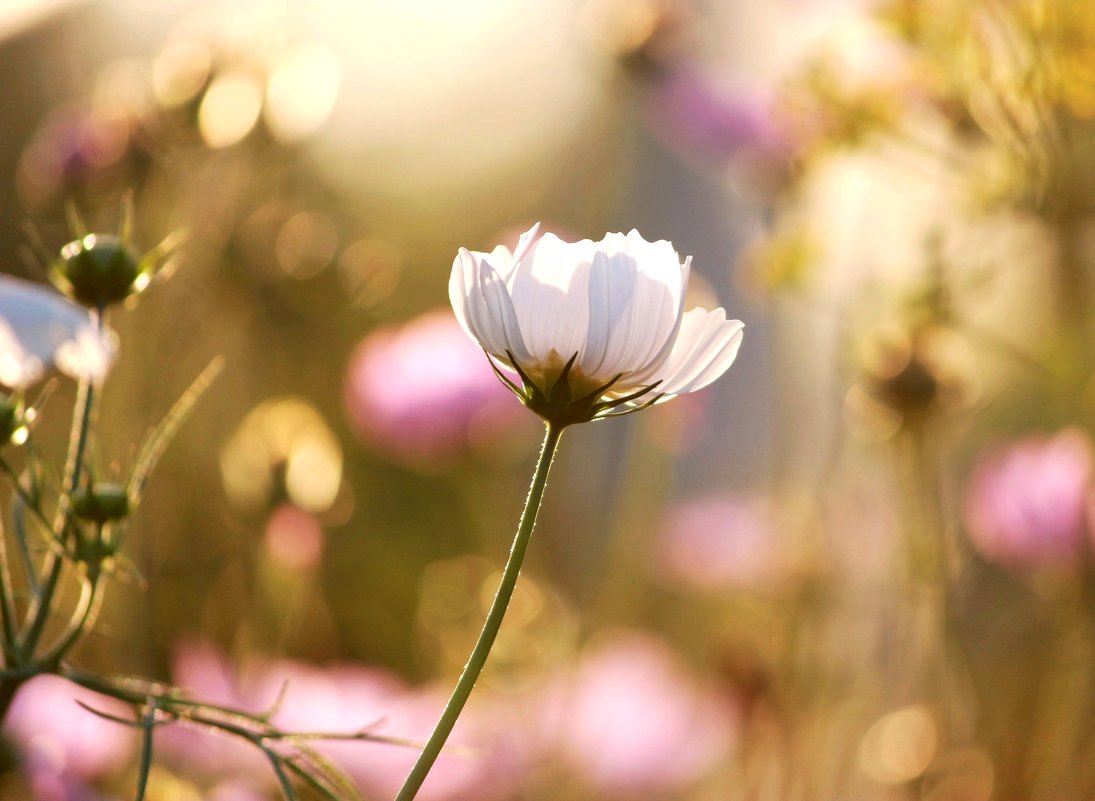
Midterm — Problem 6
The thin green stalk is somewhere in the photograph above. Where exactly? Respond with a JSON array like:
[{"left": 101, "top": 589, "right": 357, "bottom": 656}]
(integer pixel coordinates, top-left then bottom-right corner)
[
  {"left": 2, "top": 454, "right": 56, "bottom": 595},
  {"left": 12, "top": 505, "right": 39, "bottom": 595},
  {"left": 0, "top": 457, "right": 54, "bottom": 535},
  {"left": 0, "top": 361, "right": 99, "bottom": 723},
  {"left": 0, "top": 513, "right": 20, "bottom": 663},
  {"left": 395, "top": 423, "right": 565, "bottom": 801},
  {"left": 0, "top": 453, "right": 50, "bottom": 628},
  {"left": 134, "top": 700, "right": 157, "bottom": 801},
  {"left": 39, "top": 576, "right": 101, "bottom": 667},
  {"left": 20, "top": 316, "right": 100, "bottom": 660}
]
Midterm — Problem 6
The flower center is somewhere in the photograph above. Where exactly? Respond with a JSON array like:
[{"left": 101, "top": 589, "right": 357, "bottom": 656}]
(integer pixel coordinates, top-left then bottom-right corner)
[{"left": 487, "top": 350, "right": 664, "bottom": 427}]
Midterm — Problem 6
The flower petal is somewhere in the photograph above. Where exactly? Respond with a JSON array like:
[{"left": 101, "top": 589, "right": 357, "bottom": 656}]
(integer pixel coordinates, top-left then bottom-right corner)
[
  {"left": 583, "top": 235, "right": 685, "bottom": 383},
  {"left": 450, "top": 247, "right": 527, "bottom": 360},
  {"left": 508, "top": 233, "right": 591, "bottom": 364},
  {"left": 626, "top": 255, "right": 691, "bottom": 386},
  {"left": 0, "top": 321, "right": 43, "bottom": 388},
  {"left": 0, "top": 276, "right": 115, "bottom": 387},
  {"left": 450, "top": 247, "right": 529, "bottom": 362},
  {"left": 615, "top": 232, "right": 688, "bottom": 372},
  {"left": 510, "top": 222, "right": 542, "bottom": 268},
  {"left": 449, "top": 248, "right": 481, "bottom": 343},
  {"left": 582, "top": 248, "right": 635, "bottom": 378},
  {"left": 471, "top": 259, "right": 530, "bottom": 363},
  {"left": 656, "top": 310, "right": 744, "bottom": 395},
  {"left": 54, "top": 327, "right": 115, "bottom": 384}
]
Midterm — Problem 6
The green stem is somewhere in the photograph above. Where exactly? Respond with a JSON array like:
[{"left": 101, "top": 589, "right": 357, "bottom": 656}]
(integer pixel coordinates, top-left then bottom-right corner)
[
  {"left": 20, "top": 317, "right": 100, "bottom": 661},
  {"left": 395, "top": 423, "right": 565, "bottom": 801},
  {"left": 39, "top": 575, "right": 101, "bottom": 667},
  {"left": 1, "top": 462, "right": 47, "bottom": 595},
  {"left": 134, "top": 699, "right": 157, "bottom": 801},
  {"left": 0, "top": 512, "right": 20, "bottom": 664},
  {"left": 0, "top": 353, "right": 100, "bottom": 724},
  {"left": 0, "top": 458, "right": 53, "bottom": 535}
]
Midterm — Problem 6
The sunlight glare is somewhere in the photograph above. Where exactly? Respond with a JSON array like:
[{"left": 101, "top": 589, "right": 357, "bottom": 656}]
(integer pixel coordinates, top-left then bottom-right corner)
[
  {"left": 153, "top": 40, "right": 212, "bottom": 109},
  {"left": 198, "top": 71, "right": 263, "bottom": 148},
  {"left": 264, "top": 45, "right": 341, "bottom": 142},
  {"left": 857, "top": 705, "right": 937, "bottom": 784}
]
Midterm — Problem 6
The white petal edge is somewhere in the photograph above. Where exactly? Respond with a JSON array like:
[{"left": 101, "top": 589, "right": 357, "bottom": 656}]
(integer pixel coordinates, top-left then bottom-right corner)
[
  {"left": 471, "top": 259, "right": 531, "bottom": 364},
  {"left": 626, "top": 254, "right": 691, "bottom": 386},
  {"left": 0, "top": 276, "right": 116, "bottom": 387},
  {"left": 449, "top": 248, "right": 531, "bottom": 364},
  {"left": 582, "top": 243, "right": 683, "bottom": 380},
  {"left": 450, "top": 224, "right": 542, "bottom": 350},
  {"left": 510, "top": 222, "right": 541, "bottom": 267},
  {"left": 0, "top": 321, "right": 43, "bottom": 388},
  {"left": 656, "top": 311, "right": 744, "bottom": 396},
  {"left": 449, "top": 248, "right": 484, "bottom": 345},
  {"left": 54, "top": 327, "right": 116, "bottom": 384}
]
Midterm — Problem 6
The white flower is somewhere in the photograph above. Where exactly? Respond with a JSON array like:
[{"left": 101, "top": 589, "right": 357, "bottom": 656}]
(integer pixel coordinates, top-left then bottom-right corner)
[
  {"left": 0, "top": 275, "right": 116, "bottom": 389},
  {"left": 449, "top": 224, "right": 743, "bottom": 425}
]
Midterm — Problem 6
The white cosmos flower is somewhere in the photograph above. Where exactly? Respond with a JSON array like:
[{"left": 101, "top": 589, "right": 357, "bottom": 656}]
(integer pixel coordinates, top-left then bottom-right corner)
[
  {"left": 0, "top": 275, "right": 116, "bottom": 389},
  {"left": 449, "top": 224, "right": 743, "bottom": 425}
]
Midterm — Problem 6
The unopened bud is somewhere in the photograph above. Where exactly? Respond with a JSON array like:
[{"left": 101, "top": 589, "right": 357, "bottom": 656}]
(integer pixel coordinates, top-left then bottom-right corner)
[
  {"left": 52, "top": 234, "right": 147, "bottom": 309},
  {"left": 0, "top": 395, "right": 31, "bottom": 447},
  {"left": 0, "top": 397, "right": 18, "bottom": 445},
  {"left": 71, "top": 483, "right": 131, "bottom": 524}
]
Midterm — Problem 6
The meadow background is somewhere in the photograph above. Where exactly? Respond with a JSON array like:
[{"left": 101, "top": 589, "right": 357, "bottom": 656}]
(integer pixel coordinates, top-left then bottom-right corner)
[{"left": 1, "top": 0, "right": 1092, "bottom": 799}]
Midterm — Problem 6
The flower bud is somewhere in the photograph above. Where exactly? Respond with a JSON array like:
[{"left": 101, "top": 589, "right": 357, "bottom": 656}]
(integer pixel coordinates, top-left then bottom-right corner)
[
  {"left": 51, "top": 234, "right": 147, "bottom": 309},
  {"left": 0, "top": 396, "right": 20, "bottom": 446},
  {"left": 71, "top": 483, "right": 130, "bottom": 524},
  {"left": 853, "top": 324, "right": 974, "bottom": 432}
]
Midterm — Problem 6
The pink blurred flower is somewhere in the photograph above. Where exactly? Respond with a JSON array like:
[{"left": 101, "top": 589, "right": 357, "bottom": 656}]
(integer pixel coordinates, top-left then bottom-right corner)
[
  {"left": 156, "top": 641, "right": 269, "bottom": 780},
  {"left": 647, "top": 68, "right": 789, "bottom": 164},
  {"left": 658, "top": 493, "right": 783, "bottom": 590},
  {"left": 206, "top": 781, "right": 269, "bottom": 801},
  {"left": 18, "top": 106, "right": 135, "bottom": 205},
  {"left": 237, "top": 656, "right": 405, "bottom": 740},
  {"left": 163, "top": 640, "right": 407, "bottom": 781},
  {"left": 344, "top": 310, "right": 527, "bottom": 467},
  {"left": 644, "top": 67, "right": 794, "bottom": 201},
  {"left": 4, "top": 675, "right": 137, "bottom": 791},
  {"left": 161, "top": 641, "right": 516, "bottom": 800},
  {"left": 347, "top": 686, "right": 520, "bottom": 801},
  {"left": 263, "top": 503, "right": 325, "bottom": 571},
  {"left": 533, "top": 631, "right": 738, "bottom": 796},
  {"left": 963, "top": 428, "right": 1095, "bottom": 569}
]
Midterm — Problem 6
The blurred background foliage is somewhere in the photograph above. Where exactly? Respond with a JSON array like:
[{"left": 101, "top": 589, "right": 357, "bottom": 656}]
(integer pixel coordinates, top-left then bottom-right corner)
[{"left": 3, "top": 0, "right": 1095, "bottom": 799}]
